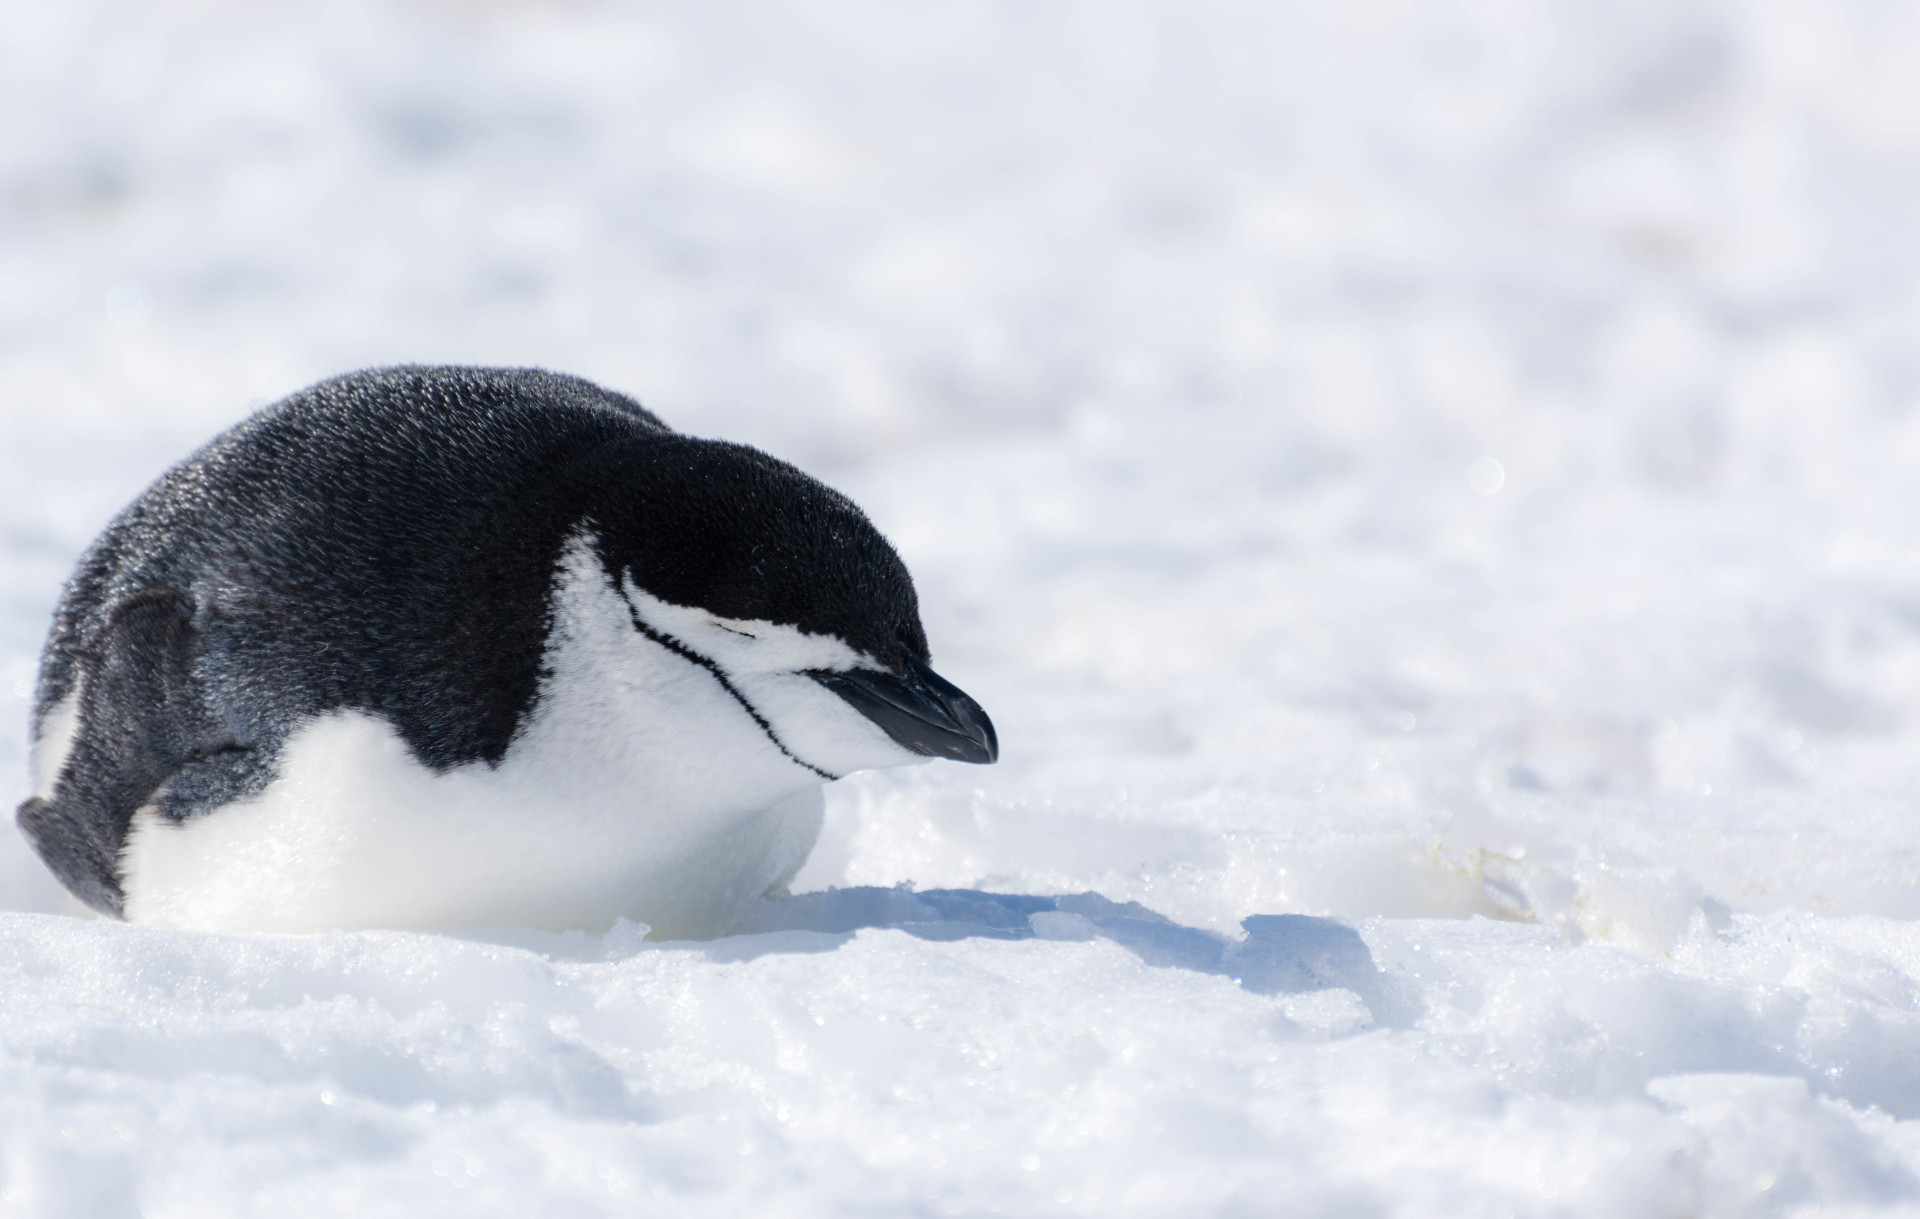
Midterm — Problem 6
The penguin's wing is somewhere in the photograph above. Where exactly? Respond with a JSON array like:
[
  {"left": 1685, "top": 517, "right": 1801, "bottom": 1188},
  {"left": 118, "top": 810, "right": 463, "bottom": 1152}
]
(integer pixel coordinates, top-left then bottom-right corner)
[{"left": 16, "top": 588, "right": 215, "bottom": 917}]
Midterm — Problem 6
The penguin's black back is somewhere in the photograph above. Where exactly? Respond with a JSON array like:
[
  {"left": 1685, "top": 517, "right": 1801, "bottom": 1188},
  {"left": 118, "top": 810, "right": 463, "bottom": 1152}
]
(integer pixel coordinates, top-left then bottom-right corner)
[{"left": 38, "top": 366, "right": 668, "bottom": 778}]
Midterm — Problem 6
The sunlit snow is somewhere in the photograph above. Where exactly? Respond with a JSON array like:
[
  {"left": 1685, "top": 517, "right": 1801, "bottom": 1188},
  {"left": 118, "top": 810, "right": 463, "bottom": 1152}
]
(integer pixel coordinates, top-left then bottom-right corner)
[{"left": 7, "top": 1, "right": 1920, "bottom": 1214}]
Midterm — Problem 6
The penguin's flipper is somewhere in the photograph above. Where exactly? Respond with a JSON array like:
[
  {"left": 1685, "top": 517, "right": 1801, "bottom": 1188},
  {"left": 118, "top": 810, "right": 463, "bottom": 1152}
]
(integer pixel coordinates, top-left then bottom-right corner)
[
  {"left": 15, "top": 796, "right": 123, "bottom": 915},
  {"left": 16, "top": 588, "right": 210, "bottom": 918}
]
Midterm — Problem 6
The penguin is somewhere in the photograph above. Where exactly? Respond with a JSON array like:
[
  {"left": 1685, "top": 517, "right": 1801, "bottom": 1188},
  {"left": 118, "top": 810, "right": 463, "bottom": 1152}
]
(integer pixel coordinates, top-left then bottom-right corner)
[{"left": 15, "top": 366, "right": 996, "bottom": 938}]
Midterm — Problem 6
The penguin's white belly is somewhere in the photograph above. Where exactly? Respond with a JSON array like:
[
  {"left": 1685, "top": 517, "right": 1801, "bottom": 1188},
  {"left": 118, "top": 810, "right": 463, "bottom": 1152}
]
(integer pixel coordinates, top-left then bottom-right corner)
[
  {"left": 118, "top": 711, "right": 826, "bottom": 937},
  {"left": 116, "top": 536, "right": 905, "bottom": 937}
]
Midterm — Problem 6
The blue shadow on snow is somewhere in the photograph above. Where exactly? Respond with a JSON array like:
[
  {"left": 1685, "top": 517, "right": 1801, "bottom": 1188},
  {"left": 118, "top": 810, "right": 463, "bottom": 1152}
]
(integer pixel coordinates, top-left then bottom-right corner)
[{"left": 710, "top": 887, "right": 1400, "bottom": 1022}]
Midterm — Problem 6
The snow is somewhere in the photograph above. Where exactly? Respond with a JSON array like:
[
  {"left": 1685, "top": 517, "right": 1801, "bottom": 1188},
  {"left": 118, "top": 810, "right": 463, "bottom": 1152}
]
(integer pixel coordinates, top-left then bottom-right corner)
[{"left": 8, "top": 0, "right": 1920, "bottom": 1213}]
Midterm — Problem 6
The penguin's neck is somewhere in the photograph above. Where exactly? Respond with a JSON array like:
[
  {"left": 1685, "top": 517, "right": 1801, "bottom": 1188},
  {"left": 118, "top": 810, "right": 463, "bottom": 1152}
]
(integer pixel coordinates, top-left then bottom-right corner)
[{"left": 516, "top": 532, "right": 831, "bottom": 818}]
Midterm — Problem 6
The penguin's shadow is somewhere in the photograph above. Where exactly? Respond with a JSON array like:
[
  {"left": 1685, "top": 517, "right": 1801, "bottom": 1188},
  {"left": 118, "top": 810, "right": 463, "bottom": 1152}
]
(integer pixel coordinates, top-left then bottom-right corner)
[
  {"left": 694, "top": 888, "right": 1399, "bottom": 1022},
  {"left": 472, "top": 889, "right": 1400, "bottom": 1022}
]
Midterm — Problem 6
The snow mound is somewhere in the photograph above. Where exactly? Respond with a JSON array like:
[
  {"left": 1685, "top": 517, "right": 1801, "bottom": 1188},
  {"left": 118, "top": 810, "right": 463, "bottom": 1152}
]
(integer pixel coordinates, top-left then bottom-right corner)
[{"left": 5, "top": 902, "right": 1920, "bottom": 1215}]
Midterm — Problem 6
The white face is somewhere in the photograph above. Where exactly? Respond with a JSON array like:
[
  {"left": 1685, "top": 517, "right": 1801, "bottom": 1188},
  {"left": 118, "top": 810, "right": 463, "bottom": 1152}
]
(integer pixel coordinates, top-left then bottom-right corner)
[{"left": 611, "top": 558, "right": 926, "bottom": 782}]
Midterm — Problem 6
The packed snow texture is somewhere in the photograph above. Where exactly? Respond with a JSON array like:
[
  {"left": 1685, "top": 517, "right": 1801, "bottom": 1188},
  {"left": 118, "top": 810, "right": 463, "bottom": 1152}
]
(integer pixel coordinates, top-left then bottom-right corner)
[{"left": 6, "top": 1, "right": 1920, "bottom": 1214}]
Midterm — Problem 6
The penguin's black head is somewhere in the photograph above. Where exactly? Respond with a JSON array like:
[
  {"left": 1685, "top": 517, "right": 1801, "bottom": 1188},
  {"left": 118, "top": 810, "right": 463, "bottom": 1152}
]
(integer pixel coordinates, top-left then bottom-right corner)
[{"left": 573, "top": 435, "right": 996, "bottom": 767}]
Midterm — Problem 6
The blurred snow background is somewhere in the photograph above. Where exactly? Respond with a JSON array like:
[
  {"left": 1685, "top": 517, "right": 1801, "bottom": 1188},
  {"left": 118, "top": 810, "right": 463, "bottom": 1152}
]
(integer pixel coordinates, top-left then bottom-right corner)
[{"left": 8, "top": 0, "right": 1920, "bottom": 1214}]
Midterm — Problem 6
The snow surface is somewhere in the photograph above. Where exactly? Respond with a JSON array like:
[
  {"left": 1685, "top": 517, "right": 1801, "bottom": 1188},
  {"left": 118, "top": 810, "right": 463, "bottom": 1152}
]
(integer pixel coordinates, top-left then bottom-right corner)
[{"left": 7, "top": 0, "right": 1920, "bottom": 1214}]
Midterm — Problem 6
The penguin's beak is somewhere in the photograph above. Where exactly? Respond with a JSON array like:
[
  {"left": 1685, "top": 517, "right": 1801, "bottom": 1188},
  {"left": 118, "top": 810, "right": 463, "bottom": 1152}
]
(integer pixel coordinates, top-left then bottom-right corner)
[{"left": 810, "top": 652, "right": 999, "bottom": 764}]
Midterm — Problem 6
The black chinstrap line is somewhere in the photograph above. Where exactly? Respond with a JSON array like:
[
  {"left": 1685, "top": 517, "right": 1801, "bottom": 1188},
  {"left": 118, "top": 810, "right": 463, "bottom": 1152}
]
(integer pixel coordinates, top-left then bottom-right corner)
[{"left": 618, "top": 593, "right": 839, "bottom": 781}]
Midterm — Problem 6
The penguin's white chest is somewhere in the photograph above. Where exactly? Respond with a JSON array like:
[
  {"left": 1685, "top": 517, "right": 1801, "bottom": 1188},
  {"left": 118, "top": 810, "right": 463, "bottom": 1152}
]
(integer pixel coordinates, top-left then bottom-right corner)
[{"left": 118, "top": 537, "right": 914, "bottom": 937}]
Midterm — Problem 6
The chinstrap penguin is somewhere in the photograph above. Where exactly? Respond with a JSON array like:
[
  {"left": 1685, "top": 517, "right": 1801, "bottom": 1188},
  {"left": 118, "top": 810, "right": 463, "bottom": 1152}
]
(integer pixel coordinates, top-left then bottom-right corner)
[{"left": 17, "top": 366, "right": 996, "bottom": 937}]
